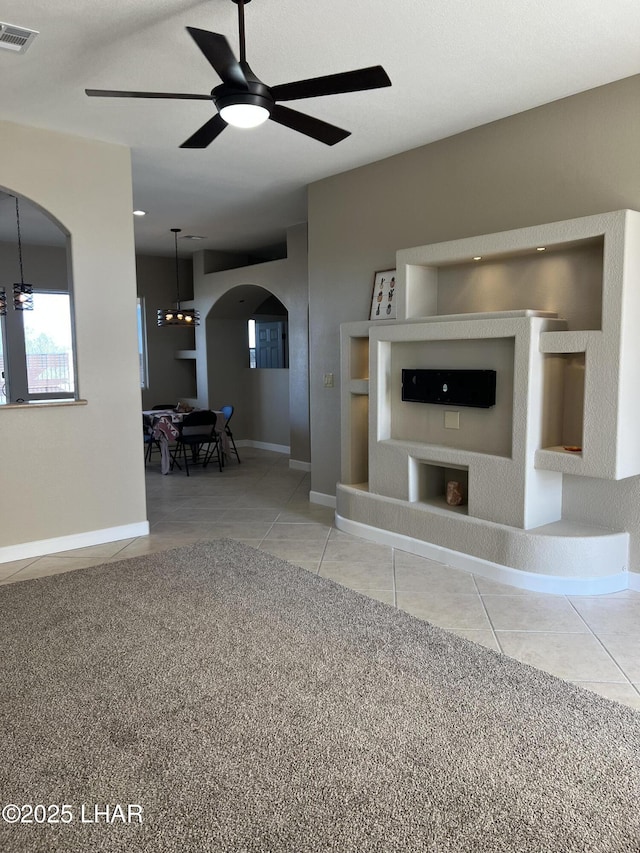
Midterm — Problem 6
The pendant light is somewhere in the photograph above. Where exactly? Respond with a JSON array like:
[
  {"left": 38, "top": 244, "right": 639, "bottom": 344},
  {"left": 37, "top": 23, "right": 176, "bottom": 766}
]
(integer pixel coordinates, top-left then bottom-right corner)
[
  {"left": 13, "top": 197, "right": 33, "bottom": 311},
  {"left": 157, "top": 228, "right": 200, "bottom": 327}
]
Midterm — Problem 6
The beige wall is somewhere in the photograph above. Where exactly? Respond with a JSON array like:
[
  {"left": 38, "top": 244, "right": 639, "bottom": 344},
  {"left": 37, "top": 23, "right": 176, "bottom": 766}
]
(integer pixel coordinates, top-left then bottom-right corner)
[
  {"left": 308, "top": 74, "right": 640, "bottom": 515},
  {"left": 0, "top": 120, "right": 147, "bottom": 554}
]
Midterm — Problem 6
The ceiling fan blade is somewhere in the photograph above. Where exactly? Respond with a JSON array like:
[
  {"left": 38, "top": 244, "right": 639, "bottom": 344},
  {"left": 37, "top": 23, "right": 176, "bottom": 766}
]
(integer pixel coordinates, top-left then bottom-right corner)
[
  {"left": 271, "top": 65, "right": 391, "bottom": 102},
  {"left": 186, "top": 27, "right": 248, "bottom": 89},
  {"left": 85, "top": 89, "right": 213, "bottom": 100},
  {"left": 269, "top": 105, "right": 350, "bottom": 146},
  {"left": 180, "top": 114, "right": 228, "bottom": 148}
]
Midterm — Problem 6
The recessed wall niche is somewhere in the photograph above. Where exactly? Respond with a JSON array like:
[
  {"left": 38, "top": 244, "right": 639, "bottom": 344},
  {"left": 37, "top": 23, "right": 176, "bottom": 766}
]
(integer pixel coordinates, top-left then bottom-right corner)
[
  {"left": 389, "top": 337, "right": 514, "bottom": 457},
  {"left": 436, "top": 241, "right": 603, "bottom": 331},
  {"left": 408, "top": 459, "right": 469, "bottom": 514}
]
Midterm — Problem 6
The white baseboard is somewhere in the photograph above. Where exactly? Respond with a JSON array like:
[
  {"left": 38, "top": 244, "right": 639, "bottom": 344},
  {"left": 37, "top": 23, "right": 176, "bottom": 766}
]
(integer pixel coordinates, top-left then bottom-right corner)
[
  {"left": 310, "top": 491, "right": 336, "bottom": 509},
  {"left": 236, "top": 440, "right": 290, "bottom": 454},
  {"left": 628, "top": 572, "right": 640, "bottom": 592},
  {"left": 289, "top": 459, "right": 311, "bottom": 472},
  {"left": 0, "top": 521, "right": 150, "bottom": 565},
  {"left": 335, "top": 514, "right": 630, "bottom": 596}
]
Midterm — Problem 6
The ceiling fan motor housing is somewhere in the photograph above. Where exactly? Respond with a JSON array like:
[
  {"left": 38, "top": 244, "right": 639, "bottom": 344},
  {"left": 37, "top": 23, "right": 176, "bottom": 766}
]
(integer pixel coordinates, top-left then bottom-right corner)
[{"left": 213, "top": 79, "right": 274, "bottom": 116}]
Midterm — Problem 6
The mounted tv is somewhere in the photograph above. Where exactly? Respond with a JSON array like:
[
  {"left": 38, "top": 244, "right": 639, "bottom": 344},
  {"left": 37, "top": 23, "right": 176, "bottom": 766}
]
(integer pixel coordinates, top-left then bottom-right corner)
[{"left": 401, "top": 369, "right": 496, "bottom": 408}]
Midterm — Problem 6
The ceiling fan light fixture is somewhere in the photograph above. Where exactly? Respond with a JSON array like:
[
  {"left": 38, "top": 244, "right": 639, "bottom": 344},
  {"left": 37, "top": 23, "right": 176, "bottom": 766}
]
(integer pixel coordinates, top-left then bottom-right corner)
[
  {"left": 85, "top": 0, "right": 391, "bottom": 148},
  {"left": 220, "top": 102, "right": 269, "bottom": 128}
]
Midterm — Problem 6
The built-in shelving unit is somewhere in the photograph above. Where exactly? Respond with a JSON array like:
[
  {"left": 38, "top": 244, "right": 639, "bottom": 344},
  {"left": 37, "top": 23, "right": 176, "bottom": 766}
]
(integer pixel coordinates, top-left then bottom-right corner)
[{"left": 337, "top": 211, "right": 640, "bottom": 593}]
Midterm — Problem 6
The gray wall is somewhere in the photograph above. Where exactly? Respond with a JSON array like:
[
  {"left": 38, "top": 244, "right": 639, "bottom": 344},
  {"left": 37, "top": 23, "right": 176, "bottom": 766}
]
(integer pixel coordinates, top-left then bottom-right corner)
[
  {"left": 136, "top": 254, "right": 197, "bottom": 410},
  {"left": 193, "top": 223, "right": 309, "bottom": 462},
  {"left": 308, "top": 73, "right": 640, "bottom": 514}
]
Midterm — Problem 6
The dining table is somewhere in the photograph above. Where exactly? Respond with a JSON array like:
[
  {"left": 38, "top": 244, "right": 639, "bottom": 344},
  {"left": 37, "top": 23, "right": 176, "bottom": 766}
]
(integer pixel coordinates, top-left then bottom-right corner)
[{"left": 143, "top": 408, "right": 229, "bottom": 475}]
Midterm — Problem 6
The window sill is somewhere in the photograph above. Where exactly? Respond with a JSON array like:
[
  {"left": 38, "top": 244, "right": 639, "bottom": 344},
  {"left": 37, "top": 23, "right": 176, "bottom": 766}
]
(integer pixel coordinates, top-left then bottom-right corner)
[{"left": 1, "top": 399, "right": 88, "bottom": 410}]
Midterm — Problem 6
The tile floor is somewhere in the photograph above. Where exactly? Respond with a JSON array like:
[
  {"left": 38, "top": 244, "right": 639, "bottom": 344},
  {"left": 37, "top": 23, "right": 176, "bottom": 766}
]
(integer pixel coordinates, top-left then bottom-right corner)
[{"left": 2, "top": 448, "right": 640, "bottom": 711}]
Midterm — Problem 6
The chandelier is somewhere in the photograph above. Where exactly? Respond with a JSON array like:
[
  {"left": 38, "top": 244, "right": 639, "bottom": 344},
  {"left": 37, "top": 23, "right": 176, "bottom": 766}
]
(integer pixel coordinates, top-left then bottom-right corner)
[{"left": 157, "top": 228, "right": 200, "bottom": 327}]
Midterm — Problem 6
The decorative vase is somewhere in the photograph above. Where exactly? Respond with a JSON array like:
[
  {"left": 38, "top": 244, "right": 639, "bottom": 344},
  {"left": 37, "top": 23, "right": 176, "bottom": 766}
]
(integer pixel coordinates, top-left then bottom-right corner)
[{"left": 446, "top": 480, "right": 463, "bottom": 506}]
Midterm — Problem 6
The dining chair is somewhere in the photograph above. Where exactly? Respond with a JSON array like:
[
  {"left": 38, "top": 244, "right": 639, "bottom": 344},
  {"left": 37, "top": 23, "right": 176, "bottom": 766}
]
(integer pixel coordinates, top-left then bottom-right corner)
[
  {"left": 170, "top": 410, "right": 223, "bottom": 476},
  {"left": 143, "top": 415, "right": 162, "bottom": 466},
  {"left": 219, "top": 404, "right": 241, "bottom": 463}
]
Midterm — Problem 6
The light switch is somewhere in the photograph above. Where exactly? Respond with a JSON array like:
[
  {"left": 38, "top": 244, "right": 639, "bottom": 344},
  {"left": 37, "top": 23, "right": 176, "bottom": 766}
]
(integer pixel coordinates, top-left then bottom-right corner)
[
  {"left": 323, "top": 373, "right": 334, "bottom": 388},
  {"left": 444, "top": 410, "right": 460, "bottom": 429}
]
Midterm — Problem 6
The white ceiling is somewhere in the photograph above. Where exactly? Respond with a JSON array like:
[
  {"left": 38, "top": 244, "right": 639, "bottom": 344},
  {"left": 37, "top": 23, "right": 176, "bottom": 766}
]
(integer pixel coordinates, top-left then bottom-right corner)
[{"left": 1, "top": 0, "right": 640, "bottom": 257}]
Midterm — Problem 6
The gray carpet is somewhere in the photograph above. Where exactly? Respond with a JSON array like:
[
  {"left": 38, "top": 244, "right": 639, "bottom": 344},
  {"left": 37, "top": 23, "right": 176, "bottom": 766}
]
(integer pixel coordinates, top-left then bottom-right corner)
[{"left": 1, "top": 540, "right": 639, "bottom": 853}]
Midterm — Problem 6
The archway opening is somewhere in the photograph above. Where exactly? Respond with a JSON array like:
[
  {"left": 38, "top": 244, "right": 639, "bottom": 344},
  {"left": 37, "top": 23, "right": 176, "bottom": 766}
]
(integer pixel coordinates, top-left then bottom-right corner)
[
  {"left": 0, "top": 189, "right": 75, "bottom": 404},
  {"left": 206, "top": 284, "right": 291, "bottom": 452}
]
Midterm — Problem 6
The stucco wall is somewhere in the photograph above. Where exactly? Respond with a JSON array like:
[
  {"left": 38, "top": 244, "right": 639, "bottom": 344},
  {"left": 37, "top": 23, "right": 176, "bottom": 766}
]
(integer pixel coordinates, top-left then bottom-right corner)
[{"left": 0, "top": 120, "right": 147, "bottom": 556}]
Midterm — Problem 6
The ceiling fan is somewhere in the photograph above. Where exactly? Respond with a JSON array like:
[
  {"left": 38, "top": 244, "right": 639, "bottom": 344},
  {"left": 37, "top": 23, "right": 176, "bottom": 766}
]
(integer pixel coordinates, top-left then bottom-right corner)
[{"left": 85, "top": 0, "right": 391, "bottom": 148}]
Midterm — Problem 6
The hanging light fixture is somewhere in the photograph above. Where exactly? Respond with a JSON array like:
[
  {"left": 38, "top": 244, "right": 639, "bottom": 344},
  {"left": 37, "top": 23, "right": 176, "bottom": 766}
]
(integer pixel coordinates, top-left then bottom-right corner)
[
  {"left": 0, "top": 288, "right": 6, "bottom": 317},
  {"left": 13, "top": 197, "right": 33, "bottom": 311},
  {"left": 157, "top": 228, "right": 200, "bottom": 327}
]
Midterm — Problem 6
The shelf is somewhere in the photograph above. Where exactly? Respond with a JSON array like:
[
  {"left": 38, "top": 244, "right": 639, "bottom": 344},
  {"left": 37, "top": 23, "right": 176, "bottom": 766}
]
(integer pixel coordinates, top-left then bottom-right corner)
[
  {"left": 349, "top": 379, "right": 369, "bottom": 395},
  {"left": 539, "top": 330, "right": 597, "bottom": 353},
  {"left": 414, "top": 496, "right": 468, "bottom": 515},
  {"left": 542, "top": 445, "right": 583, "bottom": 456},
  {"left": 403, "top": 309, "right": 557, "bottom": 323}
]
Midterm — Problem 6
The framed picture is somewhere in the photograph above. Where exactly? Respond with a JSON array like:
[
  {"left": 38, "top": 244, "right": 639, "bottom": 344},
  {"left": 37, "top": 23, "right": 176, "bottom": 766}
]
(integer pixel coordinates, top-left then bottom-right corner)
[{"left": 369, "top": 269, "right": 397, "bottom": 320}]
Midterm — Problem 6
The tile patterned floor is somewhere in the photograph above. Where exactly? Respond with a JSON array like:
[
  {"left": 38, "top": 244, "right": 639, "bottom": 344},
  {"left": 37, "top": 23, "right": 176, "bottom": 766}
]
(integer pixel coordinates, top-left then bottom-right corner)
[{"left": 2, "top": 448, "right": 640, "bottom": 711}]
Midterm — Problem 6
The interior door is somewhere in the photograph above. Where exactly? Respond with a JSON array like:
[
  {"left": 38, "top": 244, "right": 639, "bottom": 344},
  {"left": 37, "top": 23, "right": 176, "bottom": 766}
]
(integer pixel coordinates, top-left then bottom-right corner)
[{"left": 255, "top": 321, "right": 287, "bottom": 368}]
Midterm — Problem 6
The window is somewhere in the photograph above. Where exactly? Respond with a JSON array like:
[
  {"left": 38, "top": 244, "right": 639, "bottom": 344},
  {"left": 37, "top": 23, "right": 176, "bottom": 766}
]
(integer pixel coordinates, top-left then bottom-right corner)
[
  {"left": 137, "top": 297, "right": 148, "bottom": 388},
  {"left": 0, "top": 291, "right": 76, "bottom": 404},
  {"left": 0, "top": 326, "right": 5, "bottom": 404},
  {"left": 248, "top": 319, "right": 256, "bottom": 368}
]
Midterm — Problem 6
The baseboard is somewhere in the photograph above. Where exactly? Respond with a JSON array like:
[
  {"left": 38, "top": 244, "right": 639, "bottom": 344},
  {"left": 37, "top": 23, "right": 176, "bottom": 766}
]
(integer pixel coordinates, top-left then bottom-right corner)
[
  {"left": 0, "top": 521, "right": 150, "bottom": 565},
  {"left": 236, "top": 440, "right": 290, "bottom": 454},
  {"left": 289, "top": 460, "right": 311, "bottom": 472},
  {"left": 310, "top": 491, "right": 337, "bottom": 509},
  {"left": 628, "top": 572, "right": 640, "bottom": 592},
  {"left": 335, "top": 514, "right": 630, "bottom": 596}
]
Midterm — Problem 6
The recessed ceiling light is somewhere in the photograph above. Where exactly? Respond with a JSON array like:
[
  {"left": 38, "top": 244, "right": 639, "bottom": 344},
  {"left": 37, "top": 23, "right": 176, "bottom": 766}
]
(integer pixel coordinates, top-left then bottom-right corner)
[
  {"left": 180, "top": 235, "right": 206, "bottom": 240},
  {"left": 133, "top": 209, "right": 147, "bottom": 216},
  {"left": 536, "top": 246, "right": 546, "bottom": 252},
  {"left": 473, "top": 256, "right": 482, "bottom": 261}
]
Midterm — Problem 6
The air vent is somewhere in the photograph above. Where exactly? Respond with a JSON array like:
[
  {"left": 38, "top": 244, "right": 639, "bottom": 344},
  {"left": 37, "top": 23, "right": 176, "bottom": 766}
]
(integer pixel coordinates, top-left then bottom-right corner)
[{"left": 0, "top": 22, "right": 39, "bottom": 54}]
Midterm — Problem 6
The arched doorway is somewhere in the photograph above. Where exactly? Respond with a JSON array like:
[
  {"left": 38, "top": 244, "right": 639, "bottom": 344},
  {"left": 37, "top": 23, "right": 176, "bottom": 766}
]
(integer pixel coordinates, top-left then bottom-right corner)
[{"left": 206, "top": 284, "right": 291, "bottom": 453}]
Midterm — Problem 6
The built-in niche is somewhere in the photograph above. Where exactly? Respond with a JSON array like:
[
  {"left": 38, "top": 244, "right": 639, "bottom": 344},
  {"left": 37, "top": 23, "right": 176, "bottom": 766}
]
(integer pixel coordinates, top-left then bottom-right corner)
[
  {"left": 540, "top": 352, "right": 585, "bottom": 453},
  {"left": 388, "top": 337, "right": 514, "bottom": 457},
  {"left": 350, "top": 336, "right": 369, "bottom": 381},
  {"left": 405, "top": 239, "right": 604, "bottom": 330},
  {"left": 408, "top": 459, "right": 469, "bottom": 514}
]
